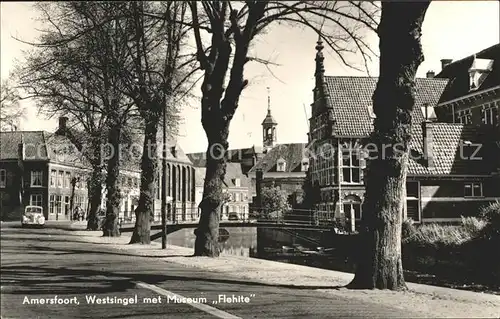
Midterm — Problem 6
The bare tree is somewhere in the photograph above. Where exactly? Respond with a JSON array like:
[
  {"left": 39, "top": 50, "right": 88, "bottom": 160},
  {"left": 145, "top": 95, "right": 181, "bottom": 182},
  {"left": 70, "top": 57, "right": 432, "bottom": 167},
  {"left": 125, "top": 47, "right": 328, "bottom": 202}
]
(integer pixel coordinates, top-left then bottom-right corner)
[
  {"left": 347, "top": 1, "right": 431, "bottom": 290},
  {"left": 0, "top": 80, "right": 25, "bottom": 131},
  {"left": 14, "top": 4, "right": 109, "bottom": 230},
  {"left": 14, "top": 2, "right": 137, "bottom": 234},
  {"left": 187, "top": 1, "right": 378, "bottom": 256},
  {"left": 122, "top": 1, "right": 196, "bottom": 244}
]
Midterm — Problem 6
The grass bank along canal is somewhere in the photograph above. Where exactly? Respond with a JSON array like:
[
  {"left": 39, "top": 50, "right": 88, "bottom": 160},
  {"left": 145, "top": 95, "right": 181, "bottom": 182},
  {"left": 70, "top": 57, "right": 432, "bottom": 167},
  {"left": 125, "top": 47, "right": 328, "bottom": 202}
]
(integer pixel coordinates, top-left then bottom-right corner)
[{"left": 163, "top": 227, "right": 499, "bottom": 295}]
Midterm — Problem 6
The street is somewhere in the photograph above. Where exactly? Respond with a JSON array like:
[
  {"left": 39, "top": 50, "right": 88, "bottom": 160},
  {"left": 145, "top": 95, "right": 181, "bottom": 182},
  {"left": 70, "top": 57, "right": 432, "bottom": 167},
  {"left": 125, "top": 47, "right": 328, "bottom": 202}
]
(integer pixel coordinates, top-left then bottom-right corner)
[{"left": 1, "top": 225, "right": 427, "bottom": 318}]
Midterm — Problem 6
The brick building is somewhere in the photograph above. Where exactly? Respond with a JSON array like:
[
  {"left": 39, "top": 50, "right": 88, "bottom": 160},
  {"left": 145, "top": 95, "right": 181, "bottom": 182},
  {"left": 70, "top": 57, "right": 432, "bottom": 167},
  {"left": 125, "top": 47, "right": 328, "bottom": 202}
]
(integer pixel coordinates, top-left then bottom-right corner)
[
  {"left": 307, "top": 39, "right": 500, "bottom": 226},
  {"left": 1, "top": 117, "right": 198, "bottom": 222},
  {"left": 0, "top": 130, "right": 90, "bottom": 221},
  {"left": 194, "top": 163, "right": 251, "bottom": 221}
]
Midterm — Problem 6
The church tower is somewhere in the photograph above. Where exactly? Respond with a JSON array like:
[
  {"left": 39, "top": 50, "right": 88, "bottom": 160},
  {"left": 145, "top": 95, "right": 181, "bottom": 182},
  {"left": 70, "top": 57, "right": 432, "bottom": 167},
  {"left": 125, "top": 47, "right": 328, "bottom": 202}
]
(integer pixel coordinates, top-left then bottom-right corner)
[{"left": 262, "top": 87, "right": 277, "bottom": 152}]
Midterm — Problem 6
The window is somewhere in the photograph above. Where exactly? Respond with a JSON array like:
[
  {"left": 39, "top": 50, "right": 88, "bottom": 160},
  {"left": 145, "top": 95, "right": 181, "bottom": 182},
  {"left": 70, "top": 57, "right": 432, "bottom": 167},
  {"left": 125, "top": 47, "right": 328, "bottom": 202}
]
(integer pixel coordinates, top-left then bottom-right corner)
[
  {"left": 406, "top": 181, "right": 419, "bottom": 198},
  {"left": 31, "top": 171, "right": 43, "bottom": 187},
  {"left": 64, "top": 172, "right": 71, "bottom": 188},
  {"left": 49, "top": 195, "right": 55, "bottom": 214},
  {"left": 421, "top": 104, "right": 437, "bottom": 120},
  {"left": 482, "top": 103, "right": 498, "bottom": 126},
  {"left": 64, "top": 196, "right": 70, "bottom": 216},
  {"left": 301, "top": 158, "right": 310, "bottom": 172},
  {"left": 344, "top": 203, "right": 362, "bottom": 220},
  {"left": 367, "top": 104, "right": 376, "bottom": 118},
  {"left": 457, "top": 109, "right": 472, "bottom": 124},
  {"left": 344, "top": 195, "right": 362, "bottom": 220},
  {"left": 0, "top": 169, "right": 6, "bottom": 188},
  {"left": 342, "top": 142, "right": 361, "bottom": 183},
  {"left": 128, "top": 177, "right": 133, "bottom": 187},
  {"left": 405, "top": 201, "right": 420, "bottom": 222},
  {"left": 233, "top": 178, "right": 241, "bottom": 187},
  {"left": 50, "top": 170, "right": 57, "bottom": 187},
  {"left": 30, "top": 194, "right": 42, "bottom": 207},
  {"left": 156, "top": 172, "right": 161, "bottom": 200},
  {"left": 57, "top": 171, "right": 63, "bottom": 188},
  {"left": 405, "top": 181, "right": 420, "bottom": 222},
  {"left": 56, "top": 195, "right": 62, "bottom": 215},
  {"left": 133, "top": 178, "right": 138, "bottom": 188},
  {"left": 276, "top": 158, "right": 286, "bottom": 172},
  {"left": 464, "top": 182, "right": 482, "bottom": 197},
  {"left": 124, "top": 198, "right": 129, "bottom": 216}
]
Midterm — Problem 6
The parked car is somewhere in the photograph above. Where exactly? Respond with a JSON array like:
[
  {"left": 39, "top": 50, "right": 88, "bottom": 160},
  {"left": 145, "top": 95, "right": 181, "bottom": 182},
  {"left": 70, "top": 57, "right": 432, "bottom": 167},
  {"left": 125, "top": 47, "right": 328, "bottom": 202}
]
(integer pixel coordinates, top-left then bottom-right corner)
[
  {"left": 228, "top": 212, "right": 239, "bottom": 221},
  {"left": 21, "top": 206, "right": 45, "bottom": 228}
]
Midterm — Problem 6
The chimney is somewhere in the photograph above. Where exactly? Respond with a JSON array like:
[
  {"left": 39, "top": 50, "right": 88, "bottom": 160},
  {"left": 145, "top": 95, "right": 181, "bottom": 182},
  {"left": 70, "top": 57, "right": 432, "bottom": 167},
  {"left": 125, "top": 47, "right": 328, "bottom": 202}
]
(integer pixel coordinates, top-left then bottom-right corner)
[
  {"left": 18, "top": 137, "right": 25, "bottom": 161},
  {"left": 421, "top": 121, "right": 434, "bottom": 168},
  {"left": 58, "top": 116, "right": 68, "bottom": 131},
  {"left": 441, "top": 59, "right": 453, "bottom": 70},
  {"left": 426, "top": 70, "right": 435, "bottom": 78}
]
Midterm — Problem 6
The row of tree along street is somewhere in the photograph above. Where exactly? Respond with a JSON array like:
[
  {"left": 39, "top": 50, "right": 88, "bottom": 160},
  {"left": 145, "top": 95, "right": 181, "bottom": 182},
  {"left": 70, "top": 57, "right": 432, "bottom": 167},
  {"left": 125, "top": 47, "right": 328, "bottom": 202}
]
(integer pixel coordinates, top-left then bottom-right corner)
[{"left": 4, "top": 1, "right": 434, "bottom": 290}]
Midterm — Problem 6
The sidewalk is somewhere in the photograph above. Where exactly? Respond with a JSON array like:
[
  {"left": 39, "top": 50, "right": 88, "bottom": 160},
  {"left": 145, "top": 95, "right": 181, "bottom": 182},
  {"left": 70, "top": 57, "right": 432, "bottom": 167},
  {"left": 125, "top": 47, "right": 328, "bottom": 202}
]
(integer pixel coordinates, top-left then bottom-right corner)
[{"left": 75, "top": 230, "right": 500, "bottom": 318}]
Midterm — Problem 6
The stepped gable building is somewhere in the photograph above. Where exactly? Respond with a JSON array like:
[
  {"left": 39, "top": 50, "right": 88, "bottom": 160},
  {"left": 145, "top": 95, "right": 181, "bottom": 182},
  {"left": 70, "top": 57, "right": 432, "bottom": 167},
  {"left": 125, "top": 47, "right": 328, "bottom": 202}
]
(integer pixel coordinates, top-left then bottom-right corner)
[{"left": 307, "top": 37, "right": 500, "bottom": 226}]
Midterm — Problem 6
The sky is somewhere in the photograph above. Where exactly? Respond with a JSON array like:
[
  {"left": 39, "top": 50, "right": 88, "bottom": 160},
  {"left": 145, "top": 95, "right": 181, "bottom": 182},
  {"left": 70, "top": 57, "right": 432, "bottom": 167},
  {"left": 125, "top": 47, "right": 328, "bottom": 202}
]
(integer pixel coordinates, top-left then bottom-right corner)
[{"left": 1, "top": 1, "right": 499, "bottom": 153}]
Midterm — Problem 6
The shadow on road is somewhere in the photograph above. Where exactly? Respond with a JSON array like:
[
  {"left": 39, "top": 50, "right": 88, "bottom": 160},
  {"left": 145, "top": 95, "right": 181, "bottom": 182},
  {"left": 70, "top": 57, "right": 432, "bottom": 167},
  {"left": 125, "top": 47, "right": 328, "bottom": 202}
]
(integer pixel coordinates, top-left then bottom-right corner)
[
  {"left": 1, "top": 263, "right": 345, "bottom": 295},
  {"left": 1, "top": 228, "right": 346, "bottom": 292}
]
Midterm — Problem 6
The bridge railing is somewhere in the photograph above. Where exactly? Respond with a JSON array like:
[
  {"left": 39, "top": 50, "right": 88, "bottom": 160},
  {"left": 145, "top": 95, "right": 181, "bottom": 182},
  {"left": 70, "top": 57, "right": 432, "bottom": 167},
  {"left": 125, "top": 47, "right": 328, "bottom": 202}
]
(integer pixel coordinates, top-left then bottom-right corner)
[
  {"left": 118, "top": 207, "right": 341, "bottom": 229},
  {"left": 250, "top": 208, "right": 338, "bottom": 227}
]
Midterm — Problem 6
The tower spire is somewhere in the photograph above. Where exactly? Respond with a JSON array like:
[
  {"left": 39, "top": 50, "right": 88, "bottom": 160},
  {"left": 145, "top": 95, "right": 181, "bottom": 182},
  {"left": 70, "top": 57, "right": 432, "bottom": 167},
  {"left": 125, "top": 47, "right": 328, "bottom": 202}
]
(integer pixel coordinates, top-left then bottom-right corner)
[
  {"left": 315, "top": 34, "right": 325, "bottom": 78},
  {"left": 267, "top": 86, "right": 271, "bottom": 114},
  {"left": 262, "top": 86, "right": 277, "bottom": 151}
]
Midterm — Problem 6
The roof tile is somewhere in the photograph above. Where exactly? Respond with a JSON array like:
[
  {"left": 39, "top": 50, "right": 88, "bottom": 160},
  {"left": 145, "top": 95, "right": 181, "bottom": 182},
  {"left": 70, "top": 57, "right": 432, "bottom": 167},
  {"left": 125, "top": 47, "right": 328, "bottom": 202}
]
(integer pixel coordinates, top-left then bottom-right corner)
[
  {"left": 248, "top": 143, "right": 307, "bottom": 173},
  {"left": 324, "top": 76, "right": 449, "bottom": 137}
]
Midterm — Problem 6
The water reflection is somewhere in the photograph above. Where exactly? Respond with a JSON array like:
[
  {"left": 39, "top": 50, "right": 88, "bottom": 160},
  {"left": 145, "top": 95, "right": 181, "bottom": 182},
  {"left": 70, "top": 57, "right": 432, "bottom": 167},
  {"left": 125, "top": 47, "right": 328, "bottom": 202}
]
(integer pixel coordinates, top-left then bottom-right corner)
[{"left": 165, "top": 227, "right": 257, "bottom": 257}]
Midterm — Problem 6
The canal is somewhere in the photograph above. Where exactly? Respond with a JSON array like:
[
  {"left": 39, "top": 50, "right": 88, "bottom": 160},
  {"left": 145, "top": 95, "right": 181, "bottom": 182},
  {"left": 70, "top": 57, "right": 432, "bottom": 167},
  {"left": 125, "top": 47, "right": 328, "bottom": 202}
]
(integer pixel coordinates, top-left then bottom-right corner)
[
  {"left": 161, "top": 227, "right": 499, "bottom": 295},
  {"left": 165, "top": 227, "right": 258, "bottom": 257}
]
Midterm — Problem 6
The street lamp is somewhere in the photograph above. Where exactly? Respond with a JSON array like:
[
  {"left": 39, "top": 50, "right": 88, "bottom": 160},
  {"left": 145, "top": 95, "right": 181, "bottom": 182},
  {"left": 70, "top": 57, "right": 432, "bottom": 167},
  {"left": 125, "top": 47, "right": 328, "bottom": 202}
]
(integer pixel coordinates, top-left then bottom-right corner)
[{"left": 161, "top": 99, "right": 168, "bottom": 249}]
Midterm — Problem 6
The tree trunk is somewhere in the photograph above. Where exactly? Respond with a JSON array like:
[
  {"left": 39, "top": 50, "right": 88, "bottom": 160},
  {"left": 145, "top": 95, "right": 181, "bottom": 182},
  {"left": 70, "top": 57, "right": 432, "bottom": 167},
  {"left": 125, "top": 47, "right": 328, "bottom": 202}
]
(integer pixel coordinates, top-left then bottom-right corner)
[
  {"left": 103, "top": 122, "right": 122, "bottom": 237},
  {"left": 194, "top": 127, "right": 229, "bottom": 257},
  {"left": 69, "top": 177, "right": 76, "bottom": 221},
  {"left": 86, "top": 167, "right": 103, "bottom": 231},
  {"left": 130, "top": 115, "right": 159, "bottom": 244},
  {"left": 347, "top": 1, "right": 430, "bottom": 290}
]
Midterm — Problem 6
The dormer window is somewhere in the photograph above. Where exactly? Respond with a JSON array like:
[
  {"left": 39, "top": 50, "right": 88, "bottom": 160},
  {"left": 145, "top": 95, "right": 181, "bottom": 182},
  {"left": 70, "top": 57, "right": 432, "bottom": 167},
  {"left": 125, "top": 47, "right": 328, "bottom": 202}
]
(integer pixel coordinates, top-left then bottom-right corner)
[
  {"left": 277, "top": 158, "right": 286, "bottom": 172},
  {"left": 367, "top": 104, "right": 376, "bottom": 119},
  {"left": 421, "top": 103, "right": 437, "bottom": 121},
  {"left": 171, "top": 146, "right": 177, "bottom": 157},
  {"left": 468, "top": 58, "right": 494, "bottom": 91},
  {"left": 301, "top": 158, "right": 309, "bottom": 172},
  {"left": 233, "top": 178, "right": 241, "bottom": 187}
]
